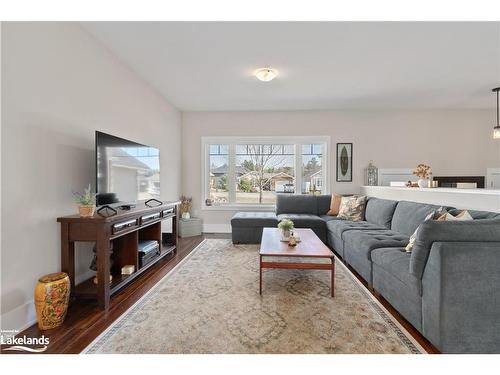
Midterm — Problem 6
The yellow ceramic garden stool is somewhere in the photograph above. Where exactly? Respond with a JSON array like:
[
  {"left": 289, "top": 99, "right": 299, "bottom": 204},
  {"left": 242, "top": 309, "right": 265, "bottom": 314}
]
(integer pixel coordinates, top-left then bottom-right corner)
[{"left": 34, "top": 272, "right": 70, "bottom": 330}]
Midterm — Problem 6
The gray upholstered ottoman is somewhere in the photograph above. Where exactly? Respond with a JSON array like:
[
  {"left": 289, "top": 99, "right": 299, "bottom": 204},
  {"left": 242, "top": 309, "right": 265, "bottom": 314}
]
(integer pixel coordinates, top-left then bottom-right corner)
[{"left": 231, "top": 212, "right": 278, "bottom": 244}]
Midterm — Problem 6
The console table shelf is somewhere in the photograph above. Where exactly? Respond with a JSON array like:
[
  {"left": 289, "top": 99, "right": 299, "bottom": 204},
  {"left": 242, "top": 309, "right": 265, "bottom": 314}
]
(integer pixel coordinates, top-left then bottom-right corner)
[
  {"left": 57, "top": 200, "right": 180, "bottom": 310},
  {"left": 73, "top": 243, "right": 176, "bottom": 299}
]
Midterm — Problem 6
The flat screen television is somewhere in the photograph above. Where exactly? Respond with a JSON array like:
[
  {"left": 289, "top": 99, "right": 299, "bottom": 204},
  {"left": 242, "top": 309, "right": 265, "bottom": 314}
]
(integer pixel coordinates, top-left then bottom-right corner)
[{"left": 95, "top": 131, "right": 160, "bottom": 206}]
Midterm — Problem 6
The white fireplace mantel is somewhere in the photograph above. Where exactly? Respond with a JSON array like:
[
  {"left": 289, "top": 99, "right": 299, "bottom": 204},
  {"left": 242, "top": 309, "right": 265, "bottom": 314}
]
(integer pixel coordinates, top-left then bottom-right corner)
[{"left": 360, "top": 186, "right": 500, "bottom": 213}]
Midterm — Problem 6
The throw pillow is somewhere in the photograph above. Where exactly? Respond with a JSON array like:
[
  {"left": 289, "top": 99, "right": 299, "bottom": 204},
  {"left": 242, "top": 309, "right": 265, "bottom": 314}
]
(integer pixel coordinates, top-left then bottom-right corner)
[
  {"left": 405, "top": 207, "right": 447, "bottom": 253},
  {"left": 326, "top": 193, "right": 343, "bottom": 216},
  {"left": 436, "top": 210, "right": 473, "bottom": 221},
  {"left": 337, "top": 196, "right": 367, "bottom": 222}
]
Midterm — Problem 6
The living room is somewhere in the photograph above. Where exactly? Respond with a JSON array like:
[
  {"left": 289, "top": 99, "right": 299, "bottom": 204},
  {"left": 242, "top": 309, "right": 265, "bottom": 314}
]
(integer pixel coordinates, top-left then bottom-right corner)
[{"left": 1, "top": 1, "right": 500, "bottom": 372}]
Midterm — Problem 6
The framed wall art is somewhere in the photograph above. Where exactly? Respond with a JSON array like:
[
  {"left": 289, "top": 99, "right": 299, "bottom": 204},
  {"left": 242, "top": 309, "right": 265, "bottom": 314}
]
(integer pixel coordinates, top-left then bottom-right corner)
[{"left": 336, "top": 143, "right": 352, "bottom": 182}]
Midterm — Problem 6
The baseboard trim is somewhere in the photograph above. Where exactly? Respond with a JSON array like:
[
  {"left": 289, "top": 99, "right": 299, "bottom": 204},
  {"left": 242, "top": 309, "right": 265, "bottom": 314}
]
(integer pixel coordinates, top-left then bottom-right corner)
[
  {"left": 203, "top": 224, "right": 231, "bottom": 233},
  {"left": 1, "top": 300, "right": 37, "bottom": 337},
  {"left": 1, "top": 270, "right": 96, "bottom": 336}
]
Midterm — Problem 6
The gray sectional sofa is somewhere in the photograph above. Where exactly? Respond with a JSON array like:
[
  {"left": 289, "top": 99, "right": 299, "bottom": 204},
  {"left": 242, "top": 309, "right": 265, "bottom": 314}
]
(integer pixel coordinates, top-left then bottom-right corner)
[{"left": 230, "top": 194, "right": 500, "bottom": 353}]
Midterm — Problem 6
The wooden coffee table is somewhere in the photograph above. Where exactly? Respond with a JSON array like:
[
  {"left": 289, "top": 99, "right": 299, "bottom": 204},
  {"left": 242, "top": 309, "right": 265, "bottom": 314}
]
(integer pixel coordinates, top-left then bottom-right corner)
[{"left": 259, "top": 227, "right": 335, "bottom": 297}]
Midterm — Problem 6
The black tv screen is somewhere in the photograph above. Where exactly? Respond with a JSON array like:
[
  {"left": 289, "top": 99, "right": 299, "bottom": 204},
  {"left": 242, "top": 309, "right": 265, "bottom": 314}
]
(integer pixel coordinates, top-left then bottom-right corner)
[{"left": 95, "top": 131, "right": 160, "bottom": 205}]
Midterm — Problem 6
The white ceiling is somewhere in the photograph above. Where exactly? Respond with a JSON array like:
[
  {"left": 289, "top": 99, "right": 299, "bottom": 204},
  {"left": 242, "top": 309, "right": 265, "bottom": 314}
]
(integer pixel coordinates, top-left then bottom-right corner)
[{"left": 83, "top": 22, "right": 500, "bottom": 111}]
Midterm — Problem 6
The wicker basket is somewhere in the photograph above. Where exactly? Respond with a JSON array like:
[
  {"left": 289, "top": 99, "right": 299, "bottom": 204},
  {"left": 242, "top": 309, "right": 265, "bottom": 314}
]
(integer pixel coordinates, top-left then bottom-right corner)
[{"left": 79, "top": 204, "right": 96, "bottom": 217}]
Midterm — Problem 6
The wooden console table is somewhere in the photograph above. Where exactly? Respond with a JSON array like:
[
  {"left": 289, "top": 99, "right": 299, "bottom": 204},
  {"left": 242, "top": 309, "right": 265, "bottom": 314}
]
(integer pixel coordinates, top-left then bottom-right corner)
[{"left": 57, "top": 200, "right": 180, "bottom": 310}]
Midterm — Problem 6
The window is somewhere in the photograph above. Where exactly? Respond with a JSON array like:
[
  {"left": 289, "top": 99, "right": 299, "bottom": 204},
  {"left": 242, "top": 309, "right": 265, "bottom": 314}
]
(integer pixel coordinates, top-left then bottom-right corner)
[
  {"left": 302, "top": 144, "right": 324, "bottom": 194},
  {"left": 203, "top": 137, "right": 329, "bottom": 208},
  {"left": 208, "top": 144, "right": 229, "bottom": 205}
]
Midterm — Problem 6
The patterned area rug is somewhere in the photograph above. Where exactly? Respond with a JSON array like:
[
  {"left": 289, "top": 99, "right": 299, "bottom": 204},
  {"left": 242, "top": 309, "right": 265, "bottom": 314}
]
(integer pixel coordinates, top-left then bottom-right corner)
[{"left": 84, "top": 239, "right": 425, "bottom": 354}]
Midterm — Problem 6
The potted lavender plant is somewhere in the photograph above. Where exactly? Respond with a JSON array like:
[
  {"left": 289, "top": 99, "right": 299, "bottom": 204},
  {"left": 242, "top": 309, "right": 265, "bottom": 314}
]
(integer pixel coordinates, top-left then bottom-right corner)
[{"left": 73, "top": 184, "right": 96, "bottom": 217}]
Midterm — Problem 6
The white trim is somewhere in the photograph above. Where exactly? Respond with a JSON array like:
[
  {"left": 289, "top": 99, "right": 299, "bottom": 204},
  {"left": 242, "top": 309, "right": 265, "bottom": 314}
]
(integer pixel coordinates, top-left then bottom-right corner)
[
  {"left": 0, "top": 268, "right": 96, "bottom": 335},
  {"left": 201, "top": 136, "right": 330, "bottom": 208},
  {"left": 0, "top": 300, "right": 37, "bottom": 336},
  {"left": 486, "top": 168, "right": 500, "bottom": 189},
  {"left": 203, "top": 224, "right": 232, "bottom": 233}
]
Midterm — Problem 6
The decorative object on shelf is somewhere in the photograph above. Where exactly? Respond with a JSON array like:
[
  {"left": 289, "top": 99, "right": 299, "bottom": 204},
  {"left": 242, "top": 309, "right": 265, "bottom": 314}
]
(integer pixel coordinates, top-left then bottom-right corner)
[
  {"left": 121, "top": 265, "right": 135, "bottom": 275},
  {"left": 406, "top": 181, "right": 419, "bottom": 188},
  {"left": 365, "top": 160, "right": 378, "bottom": 186},
  {"left": 89, "top": 243, "right": 114, "bottom": 284},
  {"left": 205, "top": 198, "right": 213, "bottom": 206},
  {"left": 180, "top": 195, "right": 193, "bottom": 219},
  {"left": 278, "top": 219, "right": 294, "bottom": 241},
  {"left": 413, "top": 164, "right": 431, "bottom": 188},
  {"left": 93, "top": 275, "right": 113, "bottom": 285},
  {"left": 336, "top": 143, "right": 353, "bottom": 182},
  {"left": 492, "top": 87, "right": 500, "bottom": 139},
  {"left": 145, "top": 198, "right": 163, "bottom": 207},
  {"left": 34, "top": 272, "right": 70, "bottom": 330},
  {"left": 73, "top": 184, "right": 96, "bottom": 217},
  {"left": 288, "top": 233, "right": 297, "bottom": 247}
]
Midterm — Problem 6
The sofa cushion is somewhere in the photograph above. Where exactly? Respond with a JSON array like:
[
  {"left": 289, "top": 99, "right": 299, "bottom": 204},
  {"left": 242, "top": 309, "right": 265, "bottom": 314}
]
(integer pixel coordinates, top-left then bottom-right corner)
[
  {"left": 276, "top": 194, "right": 318, "bottom": 215},
  {"left": 448, "top": 209, "right": 500, "bottom": 220},
  {"left": 326, "top": 220, "right": 386, "bottom": 239},
  {"left": 317, "top": 194, "right": 334, "bottom": 215},
  {"left": 371, "top": 247, "right": 422, "bottom": 296},
  {"left": 320, "top": 215, "right": 343, "bottom": 222},
  {"left": 365, "top": 198, "right": 398, "bottom": 228},
  {"left": 391, "top": 200, "right": 441, "bottom": 236},
  {"left": 343, "top": 229, "right": 410, "bottom": 260},
  {"left": 410, "top": 218, "right": 500, "bottom": 279},
  {"left": 231, "top": 212, "right": 278, "bottom": 228},
  {"left": 277, "top": 214, "right": 326, "bottom": 228},
  {"left": 372, "top": 259, "right": 423, "bottom": 331}
]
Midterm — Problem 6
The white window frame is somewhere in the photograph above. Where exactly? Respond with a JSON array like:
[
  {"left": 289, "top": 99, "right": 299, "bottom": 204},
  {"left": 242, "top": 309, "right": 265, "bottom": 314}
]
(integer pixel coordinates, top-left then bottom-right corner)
[{"left": 202, "top": 136, "right": 330, "bottom": 210}]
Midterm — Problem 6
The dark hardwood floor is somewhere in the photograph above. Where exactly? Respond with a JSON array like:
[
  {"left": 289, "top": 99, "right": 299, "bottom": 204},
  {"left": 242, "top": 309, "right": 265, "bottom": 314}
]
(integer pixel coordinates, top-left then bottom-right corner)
[{"left": 1, "top": 233, "right": 438, "bottom": 354}]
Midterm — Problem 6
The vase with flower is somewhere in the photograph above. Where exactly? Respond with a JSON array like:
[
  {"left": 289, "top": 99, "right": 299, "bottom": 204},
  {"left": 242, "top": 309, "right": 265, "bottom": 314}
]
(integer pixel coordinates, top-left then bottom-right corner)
[
  {"left": 180, "top": 195, "right": 193, "bottom": 219},
  {"left": 413, "top": 164, "right": 432, "bottom": 188}
]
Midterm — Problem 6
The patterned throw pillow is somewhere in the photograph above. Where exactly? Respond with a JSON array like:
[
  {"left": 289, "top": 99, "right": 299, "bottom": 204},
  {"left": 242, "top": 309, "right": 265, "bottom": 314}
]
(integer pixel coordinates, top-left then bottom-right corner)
[
  {"left": 337, "top": 196, "right": 367, "bottom": 222},
  {"left": 405, "top": 207, "right": 447, "bottom": 253},
  {"left": 436, "top": 210, "right": 473, "bottom": 221}
]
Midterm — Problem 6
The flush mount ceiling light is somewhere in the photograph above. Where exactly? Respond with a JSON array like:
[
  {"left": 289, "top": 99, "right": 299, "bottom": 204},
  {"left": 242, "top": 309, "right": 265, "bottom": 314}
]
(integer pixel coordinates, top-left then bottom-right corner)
[
  {"left": 493, "top": 87, "right": 500, "bottom": 140},
  {"left": 254, "top": 68, "right": 278, "bottom": 82}
]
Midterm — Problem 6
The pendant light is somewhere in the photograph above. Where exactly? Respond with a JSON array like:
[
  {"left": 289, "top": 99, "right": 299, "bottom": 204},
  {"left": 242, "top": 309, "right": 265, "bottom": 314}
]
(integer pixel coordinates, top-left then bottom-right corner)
[{"left": 493, "top": 87, "right": 500, "bottom": 139}]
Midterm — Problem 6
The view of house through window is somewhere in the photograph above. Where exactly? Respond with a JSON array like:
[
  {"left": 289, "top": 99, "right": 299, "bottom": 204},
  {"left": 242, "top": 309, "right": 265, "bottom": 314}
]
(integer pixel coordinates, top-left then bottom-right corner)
[
  {"left": 235, "top": 144, "right": 295, "bottom": 204},
  {"left": 209, "top": 144, "right": 229, "bottom": 204},
  {"left": 205, "top": 138, "right": 328, "bottom": 206},
  {"left": 302, "top": 144, "right": 324, "bottom": 194}
]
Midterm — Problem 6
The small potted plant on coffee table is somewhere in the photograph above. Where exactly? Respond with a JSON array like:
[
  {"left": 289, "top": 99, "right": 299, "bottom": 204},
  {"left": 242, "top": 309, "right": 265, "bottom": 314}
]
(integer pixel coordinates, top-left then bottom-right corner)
[
  {"left": 73, "top": 184, "right": 96, "bottom": 217},
  {"left": 278, "top": 219, "right": 294, "bottom": 241}
]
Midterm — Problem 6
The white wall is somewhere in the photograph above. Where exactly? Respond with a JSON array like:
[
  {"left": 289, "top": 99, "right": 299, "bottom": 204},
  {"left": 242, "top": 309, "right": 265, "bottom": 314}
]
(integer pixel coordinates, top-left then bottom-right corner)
[
  {"left": 1, "top": 23, "right": 182, "bottom": 332},
  {"left": 182, "top": 110, "right": 500, "bottom": 230}
]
